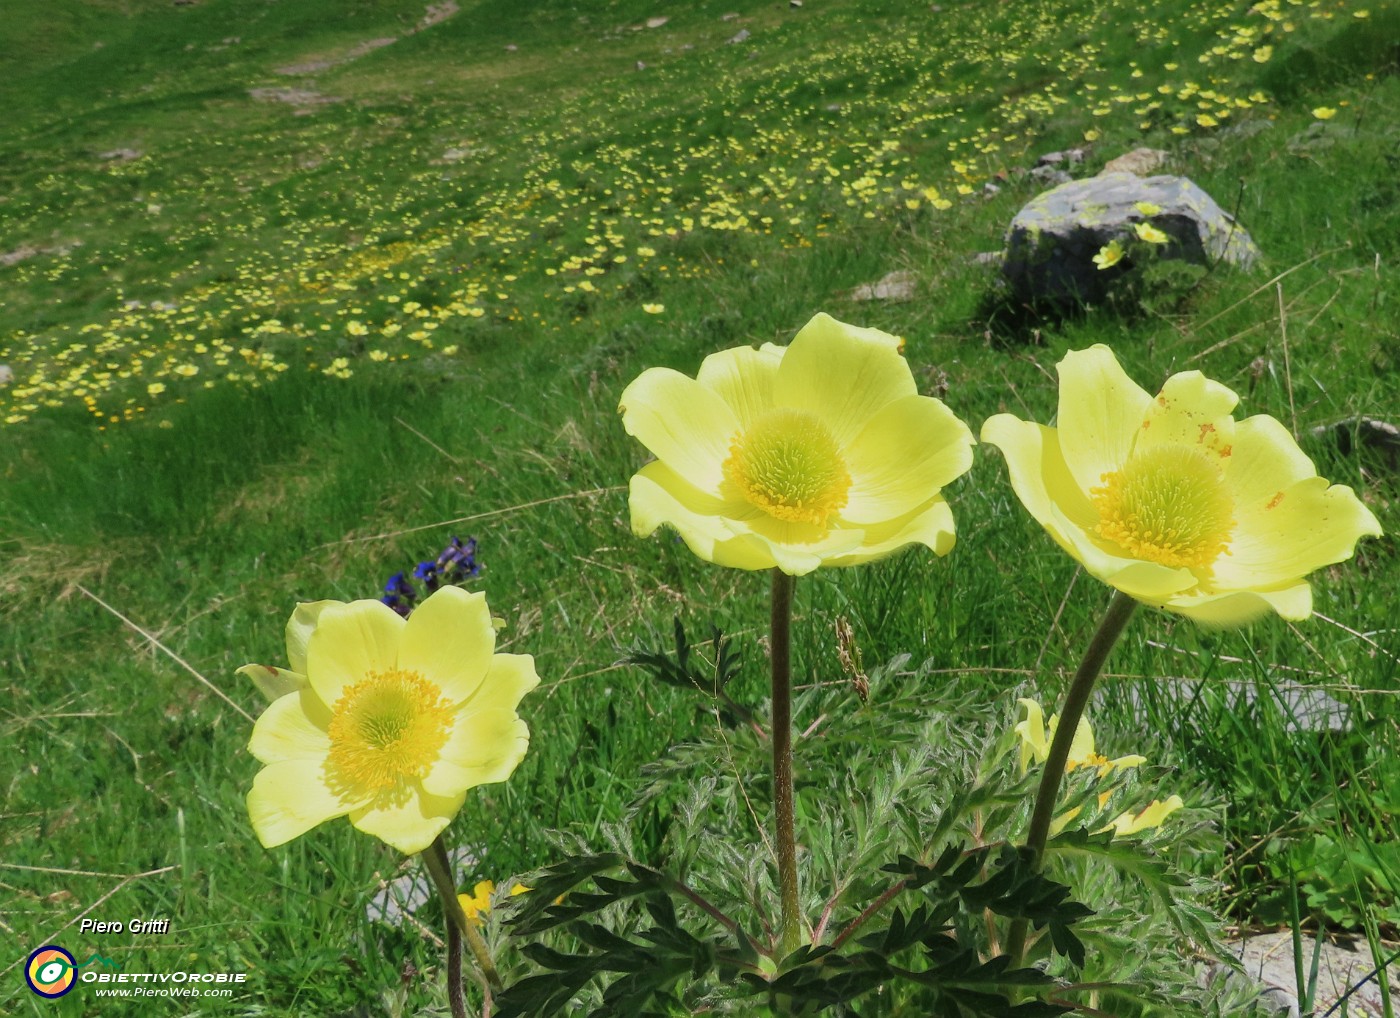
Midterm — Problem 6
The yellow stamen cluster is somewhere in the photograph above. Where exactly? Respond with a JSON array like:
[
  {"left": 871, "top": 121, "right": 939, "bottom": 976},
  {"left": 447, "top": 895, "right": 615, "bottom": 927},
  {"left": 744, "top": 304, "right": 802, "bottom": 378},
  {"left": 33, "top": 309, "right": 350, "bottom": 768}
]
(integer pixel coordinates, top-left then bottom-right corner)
[
  {"left": 722, "top": 408, "right": 851, "bottom": 528},
  {"left": 327, "top": 669, "right": 454, "bottom": 792},
  {"left": 1092, "top": 444, "right": 1235, "bottom": 570}
]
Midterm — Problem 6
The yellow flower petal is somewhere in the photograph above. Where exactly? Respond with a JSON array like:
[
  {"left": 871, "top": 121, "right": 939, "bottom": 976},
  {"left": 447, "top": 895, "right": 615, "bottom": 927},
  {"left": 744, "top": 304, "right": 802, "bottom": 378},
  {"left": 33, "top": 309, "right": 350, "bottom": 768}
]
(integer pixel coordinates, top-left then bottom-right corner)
[
  {"left": 1103, "top": 795, "right": 1184, "bottom": 836},
  {"left": 1055, "top": 345, "right": 1154, "bottom": 495},
  {"left": 629, "top": 461, "right": 776, "bottom": 569},
  {"left": 247, "top": 759, "right": 364, "bottom": 849},
  {"left": 397, "top": 586, "right": 496, "bottom": 705},
  {"left": 348, "top": 781, "right": 466, "bottom": 855},
  {"left": 619, "top": 367, "right": 739, "bottom": 493},
  {"left": 286, "top": 600, "right": 340, "bottom": 675},
  {"left": 1135, "top": 370, "right": 1238, "bottom": 461},
  {"left": 1215, "top": 416, "right": 1382, "bottom": 589},
  {"left": 818, "top": 496, "right": 955, "bottom": 567},
  {"left": 1015, "top": 698, "right": 1048, "bottom": 771},
  {"left": 695, "top": 343, "right": 784, "bottom": 431},
  {"left": 459, "top": 881, "right": 494, "bottom": 922},
  {"left": 248, "top": 690, "right": 332, "bottom": 763},
  {"left": 1157, "top": 584, "right": 1312, "bottom": 626},
  {"left": 237, "top": 663, "right": 308, "bottom": 703},
  {"left": 423, "top": 708, "right": 530, "bottom": 797},
  {"left": 462, "top": 653, "right": 541, "bottom": 714},
  {"left": 773, "top": 313, "right": 916, "bottom": 447},
  {"left": 306, "top": 600, "right": 405, "bottom": 707},
  {"left": 842, "top": 394, "right": 976, "bottom": 524}
]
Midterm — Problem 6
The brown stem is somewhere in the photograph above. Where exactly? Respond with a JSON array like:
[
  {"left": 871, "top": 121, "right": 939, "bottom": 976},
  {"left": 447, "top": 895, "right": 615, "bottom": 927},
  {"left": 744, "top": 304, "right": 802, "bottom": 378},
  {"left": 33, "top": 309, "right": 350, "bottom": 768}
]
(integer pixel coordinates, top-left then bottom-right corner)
[
  {"left": 1004, "top": 589, "right": 1137, "bottom": 965},
  {"left": 829, "top": 879, "right": 907, "bottom": 951},
  {"left": 423, "top": 836, "right": 504, "bottom": 997},
  {"left": 770, "top": 568, "right": 802, "bottom": 957}
]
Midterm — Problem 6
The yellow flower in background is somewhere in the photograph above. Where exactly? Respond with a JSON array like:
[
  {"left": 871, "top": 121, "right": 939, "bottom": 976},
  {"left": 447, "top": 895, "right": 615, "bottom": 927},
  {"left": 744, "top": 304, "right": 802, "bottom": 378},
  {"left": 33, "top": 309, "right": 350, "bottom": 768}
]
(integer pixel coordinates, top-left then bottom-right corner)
[
  {"left": 1132, "top": 222, "right": 1170, "bottom": 245},
  {"left": 1312, "top": 107, "right": 1337, "bottom": 120},
  {"left": 982, "top": 346, "right": 1382, "bottom": 625},
  {"left": 1014, "top": 699, "right": 1178, "bottom": 838},
  {"left": 244, "top": 587, "right": 538, "bottom": 854},
  {"left": 1014, "top": 698, "right": 1145, "bottom": 776},
  {"left": 458, "top": 880, "right": 531, "bottom": 924},
  {"left": 1132, "top": 201, "right": 1162, "bottom": 217},
  {"left": 1105, "top": 796, "right": 1184, "bottom": 837},
  {"left": 619, "top": 312, "right": 975, "bottom": 575},
  {"left": 642, "top": 303, "right": 665, "bottom": 315},
  {"left": 1092, "top": 240, "right": 1125, "bottom": 271}
]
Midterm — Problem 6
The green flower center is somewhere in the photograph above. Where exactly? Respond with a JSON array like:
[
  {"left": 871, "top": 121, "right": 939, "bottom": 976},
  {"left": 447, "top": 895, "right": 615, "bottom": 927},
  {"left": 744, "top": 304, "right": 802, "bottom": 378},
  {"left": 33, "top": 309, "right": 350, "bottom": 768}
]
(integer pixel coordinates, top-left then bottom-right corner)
[
  {"left": 327, "top": 669, "right": 453, "bottom": 792},
  {"left": 722, "top": 408, "right": 851, "bottom": 527},
  {"left": 1091, "top": 444, "right": 1235, "bottom": 570}
]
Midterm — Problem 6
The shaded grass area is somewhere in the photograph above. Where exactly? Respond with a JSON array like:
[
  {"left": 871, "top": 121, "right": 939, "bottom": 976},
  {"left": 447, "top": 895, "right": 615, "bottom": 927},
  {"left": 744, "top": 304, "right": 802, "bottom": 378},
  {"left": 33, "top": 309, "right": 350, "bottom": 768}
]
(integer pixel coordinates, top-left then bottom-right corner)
[{"left": 2, "top": 0, "right": 1399, "bottom": 1013}]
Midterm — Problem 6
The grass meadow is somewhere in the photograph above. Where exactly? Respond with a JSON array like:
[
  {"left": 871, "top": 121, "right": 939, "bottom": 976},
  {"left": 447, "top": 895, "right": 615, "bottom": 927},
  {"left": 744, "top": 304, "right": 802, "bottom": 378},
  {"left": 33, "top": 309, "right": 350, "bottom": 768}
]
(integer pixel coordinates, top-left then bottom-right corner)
[{"left": 2, "top": 0, "right": 1397, "bottom": 1013}]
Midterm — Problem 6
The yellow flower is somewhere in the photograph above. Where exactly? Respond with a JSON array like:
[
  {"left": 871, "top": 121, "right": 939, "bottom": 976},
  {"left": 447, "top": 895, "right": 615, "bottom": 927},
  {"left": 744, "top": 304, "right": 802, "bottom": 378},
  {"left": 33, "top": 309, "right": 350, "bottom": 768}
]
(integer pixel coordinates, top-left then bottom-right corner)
[
  {"left": 619, "top": 312, "right": 975, "bottom": 575},
  {"left": 243, "top": 587, "right": 538, "bottom": 854},
  {"left": 1014, "top": 699, "right": 1177, "bottom": 838},
  {"left": 1104, "top": 796, "right": 1184, "bottom": 837},
  {"left": 642, "top": 303, "right": 665, "bottom": 315},
  {"left": 1312, "top": 107, "right": 1337, "bottom": 120},
  {"left": 981, "top": 346, "right": 1381, "bottom": 625},
  {"left": 1253, "top": 45, "right": 1274, "bottom": 63},
  {"left": 1092, "top": 240, "right": 1125, "bottom": 271},
  {"left": 1133, "top": 222, "right": 1171, "bottom": 245},
  {"left": 1132, "top": 201, "right": 1163, "bottom": 217},
  {"left": 1014, "top": 698, "right": 1145, "bottom": 777},
  {"left": 457, "top": 880, "right": 531, "bottom": 923}
]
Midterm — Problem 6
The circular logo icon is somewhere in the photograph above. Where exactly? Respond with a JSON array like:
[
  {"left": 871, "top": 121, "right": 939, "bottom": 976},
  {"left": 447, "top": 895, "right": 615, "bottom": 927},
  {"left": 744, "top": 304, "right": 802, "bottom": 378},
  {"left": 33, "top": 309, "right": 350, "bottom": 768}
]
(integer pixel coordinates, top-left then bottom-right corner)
[{"left": 25, "top": 945, "right": 77, "bottom": 998}]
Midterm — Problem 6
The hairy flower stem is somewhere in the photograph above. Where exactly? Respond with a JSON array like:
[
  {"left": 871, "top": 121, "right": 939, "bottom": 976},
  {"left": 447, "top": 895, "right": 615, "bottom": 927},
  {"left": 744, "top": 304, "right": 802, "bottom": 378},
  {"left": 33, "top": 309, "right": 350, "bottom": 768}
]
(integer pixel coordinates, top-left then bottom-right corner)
[
  {"left": 1005, "top": 589, "right": 1138, "bottom": 966},
  {"left": 424, "top": 835, "right": 504, "bottom": 1011},
  {"left": 771, "top": 568, "right": 802, "bottom": 958}
]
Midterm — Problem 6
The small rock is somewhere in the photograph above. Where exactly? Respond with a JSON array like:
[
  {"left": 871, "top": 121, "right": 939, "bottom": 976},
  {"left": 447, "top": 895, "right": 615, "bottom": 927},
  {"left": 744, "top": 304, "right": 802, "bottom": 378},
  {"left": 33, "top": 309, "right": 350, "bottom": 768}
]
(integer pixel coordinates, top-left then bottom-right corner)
[
  {"left": 646, "top": 16, "right": 669, "bottom": 28},
  {"left": 1221, "top": 118, "right": 1274, "bottom": 141},
  {"left": 825, "top": 103, "right": 842, "bottom": 112},
  {"left": 849, "top": 270, "right": 918, "bottom": 302},
  {"left": 99, "top": 148, "right": 142, "bottom": 161},
  {"left": 505, "top": 43, "right": 518, "bottom": 52},
  {"left": 366, "top": 846, "right": 477, "bottom": 927},
  {"left": 1312, "top": 417, "right": 1400, "bottom": 470},
  {"left": 1100, "top": 147, "right": 1169, "bottom": 176},
  {"left": 1287, "top": 120, "right": 1350, "bottom": 153},
  {"left": 414, "top": 0, "right": 460, "bottom": 32},
  {"left": 727, "top": 28, "right": 751, "bottom": 44},
  {"left": 1211, "top": 931, "right": 1400, "bottom": 1018},
  {"left": 1, "top": 245, "right": 39, "bottom": 267},
  {"left": 1035, "top": 147, "right": 1085, "bottom": 168},
  {"left": 982, "top": 181, "right": 1001, "bottom": 197},
  {"left": 635, "top": 60, "right": 646, "bottom": 70},
  {"left": 1028, "top": 165, "right": 1071, "bottom": 186},
  {"left": 441, "top": 147, "right": 468, "bottom": 162},
  {"left": 0, "top": 365, "right": 13, "bottom": 387},
  {"left": 790, "top": 0, "right": 803, "bottom": 7},
  {"left": 721, "top": 11, "right": 740, "bottom": 20}
]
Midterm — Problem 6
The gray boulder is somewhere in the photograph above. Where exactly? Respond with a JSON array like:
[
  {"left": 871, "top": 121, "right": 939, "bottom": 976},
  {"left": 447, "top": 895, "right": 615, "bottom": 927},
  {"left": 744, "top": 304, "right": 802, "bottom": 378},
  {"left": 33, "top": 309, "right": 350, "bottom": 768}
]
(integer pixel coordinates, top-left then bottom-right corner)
[{"left": 1001, "top": 172, "right": 1259, "bottom": 305}]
